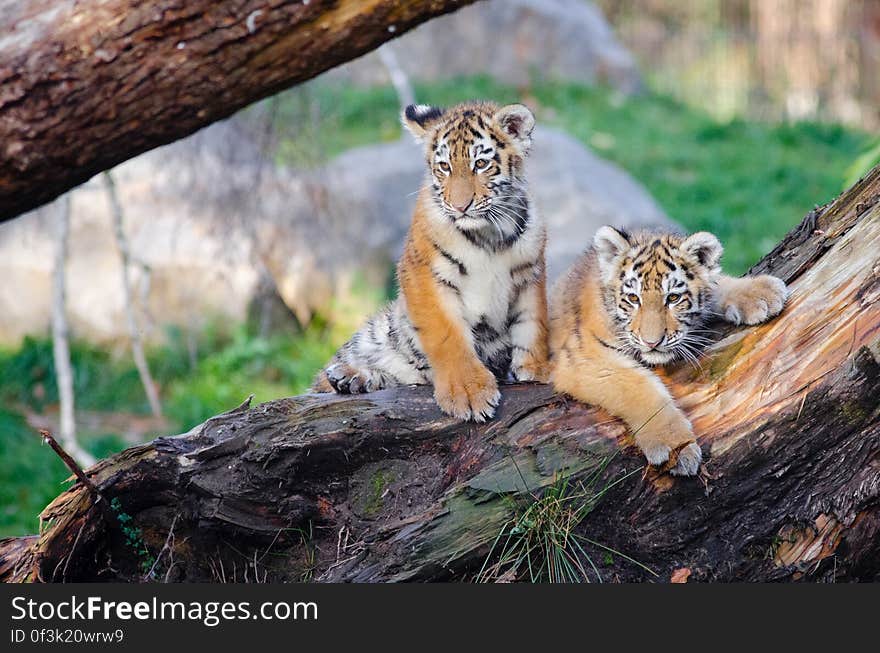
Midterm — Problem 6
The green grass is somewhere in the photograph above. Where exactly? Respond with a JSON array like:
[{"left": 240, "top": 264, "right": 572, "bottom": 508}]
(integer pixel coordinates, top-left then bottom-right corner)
[
  {"left": 278, "top": 76, "right": 872, "bottom": 274},
  {"left": 844, "top": 137, "right": 880, "bottom": 189},
  {"left": 0, "top": 408, "right": 72, "bottom": 537},
  {"left": 0, "top": 321, "right": 343, "bottom": 425},
  {"left": 164, "top": 323, "right": 341, "bottom": 427},
  {"left": 0, "top": 336, "right": 152, "bottom": 415}
]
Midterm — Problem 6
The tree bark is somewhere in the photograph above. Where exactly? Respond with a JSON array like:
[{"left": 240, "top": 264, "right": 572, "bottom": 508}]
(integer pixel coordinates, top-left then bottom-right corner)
[
  {"left": 0, "top": 0, "right": 478, "bottom": 223},
  {"left": 2, "top": 165, "right": 879, "bottom": 583}
]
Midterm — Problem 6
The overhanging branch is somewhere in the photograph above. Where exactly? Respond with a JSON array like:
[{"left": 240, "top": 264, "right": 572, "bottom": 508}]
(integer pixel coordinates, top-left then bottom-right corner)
[{"left": 0, "top": 0, "right": 479, "bottom": 222}]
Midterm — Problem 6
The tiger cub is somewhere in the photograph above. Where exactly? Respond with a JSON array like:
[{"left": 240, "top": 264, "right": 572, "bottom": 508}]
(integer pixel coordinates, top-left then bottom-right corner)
[
  {"left": 313, "top": 101, "right": 549, "bottom": 422},
  {"left": 550, "top": 227, "right": 788, "bottom": 475}
]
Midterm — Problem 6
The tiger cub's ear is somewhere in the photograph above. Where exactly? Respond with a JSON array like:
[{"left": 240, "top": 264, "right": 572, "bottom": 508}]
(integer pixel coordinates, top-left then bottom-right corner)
[
  {"left": 402, "top": 104, "right": 446, "bottom": 142},
  {"left": 593, "top": 226, "right": 631, "bottom": 281},
  {"left": 681, "top": 231, "right": 723, "bottom": 270},
  {"left": 493, "top": 103, "right": 535, "bottom": 152}
]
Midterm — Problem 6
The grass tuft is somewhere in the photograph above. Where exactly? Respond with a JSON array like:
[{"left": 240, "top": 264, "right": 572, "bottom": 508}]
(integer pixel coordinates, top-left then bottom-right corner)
[{"left": 477, "top": 456, "right": 655, "bottom": 583}]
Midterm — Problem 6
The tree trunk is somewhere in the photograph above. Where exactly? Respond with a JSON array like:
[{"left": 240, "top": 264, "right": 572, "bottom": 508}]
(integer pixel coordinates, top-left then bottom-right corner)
[
  {"left": 2, "top": 165, "right": 879, "bottom": 583},
  {"left": 0, "top": 0, "right": 478, "bottom": 223},
  {"left": 377, "top": 43, "right": 416, "bottom": 109},
  {"left": 49, "top": 194, "right": 95, "bottom": 469},
  {"left": 103, "top": 170, "right": 163, "bottom": 419}
]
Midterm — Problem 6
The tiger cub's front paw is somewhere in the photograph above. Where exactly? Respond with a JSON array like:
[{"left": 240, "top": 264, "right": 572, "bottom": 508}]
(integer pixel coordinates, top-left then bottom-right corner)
[
  {"left": 509, "top": 349, "right": 549, "bottom": 383},
  {"left": 434, "top": 360, "right": 501, "bottom": 423},
  {"left": 718, "top": 274, "right": 788, "bottom": 326},
  {"left": 634, "top": 408, "right": 702, "bottom": 476},
  {"left": 668, "top": 442, "right": 703, "bottom": 477}
]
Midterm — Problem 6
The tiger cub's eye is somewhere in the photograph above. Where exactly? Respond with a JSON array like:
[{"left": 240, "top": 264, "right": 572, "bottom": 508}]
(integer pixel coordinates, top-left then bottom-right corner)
[
  {"left": 626, "top": 293, "right": 640, "bottom": 304},
  {"left": 474, "top": 159, "right": 489, "bottom": 170},
  {"left": 438, "top": 162, "right": 451, "bottom": 173},
  {"left": 666, "top": 293, "right": 682, "bottom": 305}
]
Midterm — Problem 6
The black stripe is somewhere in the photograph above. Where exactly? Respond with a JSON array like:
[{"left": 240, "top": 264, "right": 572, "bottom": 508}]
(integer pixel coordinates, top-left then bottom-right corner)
[
  {"left": 433, "top": 241, "right": 468, "bottom": 275},
  {"left": 506, "top": 310, "right": 524, "bottom": 330},
  {"left": 573, "top": 309, "right": 582, "bottom": 344},
  {"left": 388, "top": 322, "right": 400, "bottom": 350},
  {"left": 509, "top": 282, "right": 528, "bottom": 309},
  {"left": 593, "top": 335, "right": 620, "bottom": 353},
  {"left": 368, "top": 319, "right": 382, "bottom": 346},
  {"left": 405, "top": 104, "right": 444, "bottom": 126},
  {"left": 400, "top": 329, "right": 430, "bottom": 371},
  {"left": 510, "top": 259, "right": 538, "bottom": 277},
  {"left": 433, "top": 271, "right": 460, "bottom": 294}
]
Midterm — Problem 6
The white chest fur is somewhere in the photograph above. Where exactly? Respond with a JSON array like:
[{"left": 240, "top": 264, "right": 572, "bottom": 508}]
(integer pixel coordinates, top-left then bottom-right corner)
[
  {"left": 457, "top": 252, "right": 520, "bottom": 328},
  {"left": 429, "top": 199, "right": 544, "bottom": 333}
]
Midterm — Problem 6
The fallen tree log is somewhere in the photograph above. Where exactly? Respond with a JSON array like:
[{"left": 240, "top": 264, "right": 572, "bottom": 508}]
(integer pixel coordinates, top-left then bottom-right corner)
[
  {"left": 2, "top": 165, "right": 879, "bottom": 583},
  {"left": 0, "top": 0, "right": 478, "bottom": 223}
]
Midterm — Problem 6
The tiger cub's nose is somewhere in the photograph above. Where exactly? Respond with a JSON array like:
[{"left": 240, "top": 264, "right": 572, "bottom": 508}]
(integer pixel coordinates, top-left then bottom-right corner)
[
  {"left": 453, "top": 199, "right": 473, "bottom": 213},
  {"left": 643, "top": 335, "right": 665, "bottom": 349}
]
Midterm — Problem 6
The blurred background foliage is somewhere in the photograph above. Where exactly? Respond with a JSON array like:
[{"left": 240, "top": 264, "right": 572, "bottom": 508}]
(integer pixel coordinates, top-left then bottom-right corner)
[{"left": 2, "top": 0, "right": 879, "bottom": 536}]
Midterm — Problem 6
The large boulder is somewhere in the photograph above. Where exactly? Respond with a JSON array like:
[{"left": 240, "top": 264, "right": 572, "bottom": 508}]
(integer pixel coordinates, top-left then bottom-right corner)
[
  {"left": 0, "top": 121, "right": 672, "bottom": 346},
  {"left": 331, "top": 0, "right": 643, "bottom": 94}
]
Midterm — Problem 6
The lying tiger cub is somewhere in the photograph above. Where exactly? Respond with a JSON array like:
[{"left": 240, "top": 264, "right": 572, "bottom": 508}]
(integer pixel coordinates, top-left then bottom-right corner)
[
  {"left": 314, "top": 101, "right": 549, "bottom": 422},
  {"left": 550, "top": 227, "right": 788, "bottom": 475}
]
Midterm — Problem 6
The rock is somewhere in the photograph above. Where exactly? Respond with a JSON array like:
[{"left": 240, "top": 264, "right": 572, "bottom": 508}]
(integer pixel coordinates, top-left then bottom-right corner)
[
  {"left": 527, "top": 126, "right": 674, "bottom": 278},
  {"left": 331, "top": 0, "right": 643, "bottom": 94},
  {"left": 0, "top": 121, "right": 672, "bottom": 346},
  {"left": 0, "top": 121, "right": 261, "bottom": 346}
]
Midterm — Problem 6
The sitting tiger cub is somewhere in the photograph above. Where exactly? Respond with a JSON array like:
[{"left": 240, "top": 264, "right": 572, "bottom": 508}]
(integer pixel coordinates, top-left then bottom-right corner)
[
  {"left": 550, "top": 227, "right": 788, "bottom": 475},
  {"left": 313, "top": 101, "right": 549, "bottom": 422}
]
